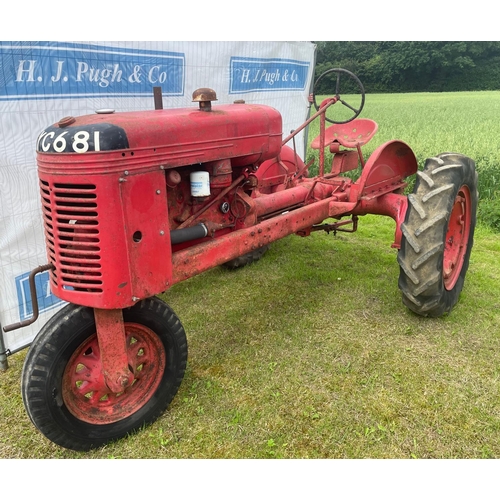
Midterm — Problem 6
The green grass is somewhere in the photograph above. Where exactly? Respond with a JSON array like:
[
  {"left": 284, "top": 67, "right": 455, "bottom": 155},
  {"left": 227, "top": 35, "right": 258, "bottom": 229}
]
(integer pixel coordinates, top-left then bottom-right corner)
[
  {"left": 2, "top": 91, "right": 500, "bottom": 458},
  {"left": 2, "top": 217, "right": 500, "bottom": 458}
]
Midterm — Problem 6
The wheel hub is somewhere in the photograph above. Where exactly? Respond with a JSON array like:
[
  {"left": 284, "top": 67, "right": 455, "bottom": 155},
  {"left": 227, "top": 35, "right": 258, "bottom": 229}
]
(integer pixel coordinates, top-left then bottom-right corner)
[{"left": 62, "top": 322, "right": 166, "bottom": 424}]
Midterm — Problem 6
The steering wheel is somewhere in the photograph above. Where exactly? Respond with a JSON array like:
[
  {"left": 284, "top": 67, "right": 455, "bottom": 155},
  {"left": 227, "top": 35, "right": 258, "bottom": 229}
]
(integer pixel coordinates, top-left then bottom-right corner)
[{"left": 312, "top": 68, "right": 365, "bottom": 124}]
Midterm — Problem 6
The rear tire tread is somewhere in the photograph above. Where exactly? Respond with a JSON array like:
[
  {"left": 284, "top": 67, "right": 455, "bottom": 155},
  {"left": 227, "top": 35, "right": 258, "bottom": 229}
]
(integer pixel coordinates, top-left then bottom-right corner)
[
  {"left": 397, "top": 153, "right": 478, "bottom": 317},
  {"left": 222, "top": 244, "right": 270, "bottom": 270}
]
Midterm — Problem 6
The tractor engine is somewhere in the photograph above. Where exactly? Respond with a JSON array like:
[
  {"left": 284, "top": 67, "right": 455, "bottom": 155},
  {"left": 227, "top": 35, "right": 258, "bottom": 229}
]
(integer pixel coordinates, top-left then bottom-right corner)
[{"left": 36, "top": 89, "right": 283, "bottom": 310}]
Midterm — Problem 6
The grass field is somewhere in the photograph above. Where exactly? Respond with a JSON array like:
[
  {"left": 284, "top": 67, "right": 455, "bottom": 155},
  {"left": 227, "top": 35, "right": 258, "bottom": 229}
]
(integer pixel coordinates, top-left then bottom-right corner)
[{"left": 1, "top": 91, "right": 500, "bottom": 459}]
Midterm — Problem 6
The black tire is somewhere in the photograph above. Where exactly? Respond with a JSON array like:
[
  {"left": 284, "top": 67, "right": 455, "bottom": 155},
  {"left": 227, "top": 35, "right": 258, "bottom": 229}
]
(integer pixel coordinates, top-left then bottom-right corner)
[
  {"left": 397, "top": 153, "right": 478, "bottom": 317},
  {"left": 21, "top": 297, "right": 187, "bottom": 451},
  {"left": 222, "top": 244, "right": 270, "bottom": 270}
]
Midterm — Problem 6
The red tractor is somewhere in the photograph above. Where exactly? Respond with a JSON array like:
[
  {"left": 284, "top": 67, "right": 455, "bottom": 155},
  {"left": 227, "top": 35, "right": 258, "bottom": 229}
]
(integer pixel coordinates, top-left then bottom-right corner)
[{"left": 6, "top": 69, "right": 478, "bottom": 450}]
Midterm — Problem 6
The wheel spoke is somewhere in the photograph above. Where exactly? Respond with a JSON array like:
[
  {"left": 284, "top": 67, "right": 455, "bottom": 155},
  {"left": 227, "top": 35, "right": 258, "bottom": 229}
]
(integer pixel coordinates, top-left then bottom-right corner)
[
  {"left": 85, "top": 388, "right": 109, "bottom": 404},
  {"left": 339, "top": 99, "right": 359, "bottom": 113},
  {"left": 335, "top": 73, "right": 341, "bottom": 95},
  {"left": 67, "top": 338, "right": 109, "bottom": 394},
  {"left": 127, "top": 332, "right": 157, "bottom": 374},
  {"left": 71, "top": 342, "right": 100, "bottom": 371}
]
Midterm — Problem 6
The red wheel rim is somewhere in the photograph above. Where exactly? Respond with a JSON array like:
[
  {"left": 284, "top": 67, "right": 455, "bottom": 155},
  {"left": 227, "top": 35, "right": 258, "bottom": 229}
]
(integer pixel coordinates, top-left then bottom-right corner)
[
  {"left": 443, "top": 186, "right": 471, "bottom": 291},
  {"left": 62, "top": 323, "right": 166, "bottom": 424}
]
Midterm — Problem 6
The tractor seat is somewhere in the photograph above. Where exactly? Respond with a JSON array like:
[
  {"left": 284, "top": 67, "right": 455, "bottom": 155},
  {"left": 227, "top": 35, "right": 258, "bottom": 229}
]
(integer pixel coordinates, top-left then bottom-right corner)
[{"left": 311, "top": 118, "right": 378, "bottom": 150}]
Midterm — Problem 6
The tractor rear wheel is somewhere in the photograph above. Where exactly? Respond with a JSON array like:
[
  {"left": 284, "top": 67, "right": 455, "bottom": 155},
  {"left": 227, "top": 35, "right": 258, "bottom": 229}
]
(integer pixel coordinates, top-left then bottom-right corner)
[
  {"left": 21, "top": 297, "right": 187, "bottom": 451},
  {"left": 397, "top": 153, "right": 478, "bottom": 317},
  {"left": 222, "top": 244, "right": 270, "bottom": 270}
]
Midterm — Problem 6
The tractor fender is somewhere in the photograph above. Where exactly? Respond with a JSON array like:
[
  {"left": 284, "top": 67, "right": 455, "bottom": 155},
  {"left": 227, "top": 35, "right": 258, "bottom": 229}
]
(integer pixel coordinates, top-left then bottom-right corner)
[{"left": 350, "top": 140, "right": 418, "bottom": 202}]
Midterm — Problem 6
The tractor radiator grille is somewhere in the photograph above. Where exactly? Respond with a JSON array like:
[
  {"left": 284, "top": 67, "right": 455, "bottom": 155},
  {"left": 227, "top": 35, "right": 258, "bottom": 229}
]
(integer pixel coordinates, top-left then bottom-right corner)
[{"left": 40, "top": 180, "right": 103, "bottom": 293}]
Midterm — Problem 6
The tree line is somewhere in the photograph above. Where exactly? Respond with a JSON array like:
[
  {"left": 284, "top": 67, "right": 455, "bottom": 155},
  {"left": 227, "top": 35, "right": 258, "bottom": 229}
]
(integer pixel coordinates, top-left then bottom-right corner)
[{"left": 313, "top": 42, "right": 500, "bottom": 93}]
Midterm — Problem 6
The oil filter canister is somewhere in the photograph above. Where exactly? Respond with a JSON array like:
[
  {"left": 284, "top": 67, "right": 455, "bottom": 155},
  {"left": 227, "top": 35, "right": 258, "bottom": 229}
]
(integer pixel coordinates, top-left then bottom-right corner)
[{"left": 190, "top": 171, "right": 210, "bottom": 197}]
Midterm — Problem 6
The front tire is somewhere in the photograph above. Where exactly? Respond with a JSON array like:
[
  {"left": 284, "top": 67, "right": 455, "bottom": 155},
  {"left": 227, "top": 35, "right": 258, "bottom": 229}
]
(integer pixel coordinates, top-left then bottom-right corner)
[
  {"left": 21, "top": 297, "right": 187, "bottom": 451},
  {"left": 397, "top": 153, "right": 478, "bottom": 317}
]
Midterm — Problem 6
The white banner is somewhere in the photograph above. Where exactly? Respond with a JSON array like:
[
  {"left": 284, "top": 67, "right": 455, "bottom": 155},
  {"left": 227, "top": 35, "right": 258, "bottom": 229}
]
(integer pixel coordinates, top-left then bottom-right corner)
[{"left": 0, "top": 41, "right": 316, "bottom": 353}]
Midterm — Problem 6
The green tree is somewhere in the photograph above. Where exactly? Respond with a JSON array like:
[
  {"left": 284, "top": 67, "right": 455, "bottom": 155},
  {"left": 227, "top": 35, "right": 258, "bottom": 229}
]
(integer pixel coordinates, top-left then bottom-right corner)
[{"left": 313, "top": 41, "right": 500, "bottom": 93}]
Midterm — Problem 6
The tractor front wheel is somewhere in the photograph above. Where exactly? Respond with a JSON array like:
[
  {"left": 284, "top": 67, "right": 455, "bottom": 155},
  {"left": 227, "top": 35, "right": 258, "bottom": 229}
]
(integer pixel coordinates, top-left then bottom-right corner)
[
  {"left": 21, "top": 297, "right": 187, "bottom": 451},
  {"left": 397, "top": 153, "right": 478, "bottom": 317}
]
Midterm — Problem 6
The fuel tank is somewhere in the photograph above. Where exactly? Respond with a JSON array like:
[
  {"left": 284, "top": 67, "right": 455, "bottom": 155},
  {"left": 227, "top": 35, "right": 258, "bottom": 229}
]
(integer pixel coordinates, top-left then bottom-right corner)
[{"left": 36, "top": 103, "right": 283, "bottom": 173}]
